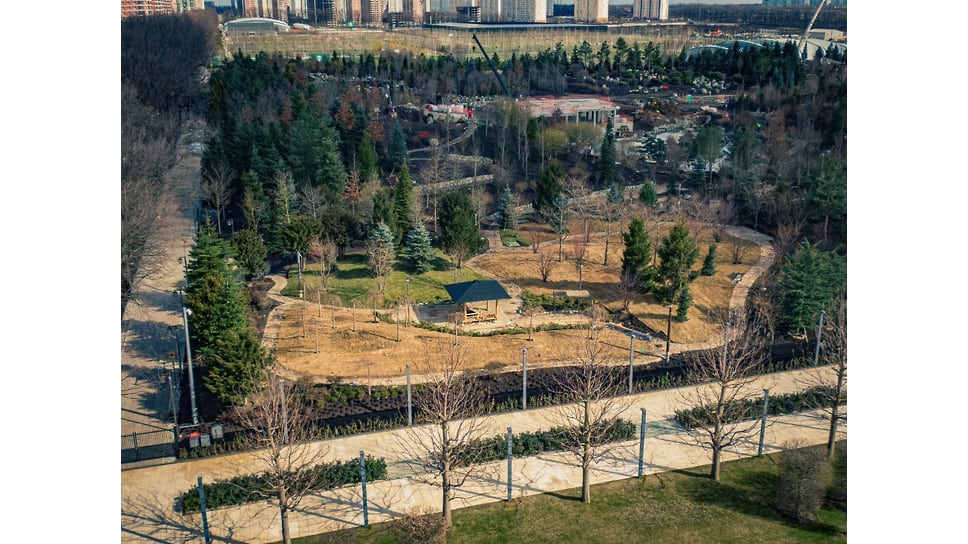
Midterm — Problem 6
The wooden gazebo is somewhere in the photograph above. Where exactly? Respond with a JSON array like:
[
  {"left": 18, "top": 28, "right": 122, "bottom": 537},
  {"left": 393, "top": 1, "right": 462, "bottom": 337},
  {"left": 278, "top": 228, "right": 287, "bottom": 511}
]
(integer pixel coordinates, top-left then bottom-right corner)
[{"left": 444, "top": 280, "right": 511, "bottom": 324}]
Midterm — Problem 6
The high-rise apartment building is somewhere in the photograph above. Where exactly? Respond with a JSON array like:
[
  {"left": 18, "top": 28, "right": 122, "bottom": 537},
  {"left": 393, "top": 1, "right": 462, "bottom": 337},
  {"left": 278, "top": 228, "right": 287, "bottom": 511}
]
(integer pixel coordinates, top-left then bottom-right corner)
[
  {"left": 574, "top": 0, "right": 606, "bottom": 23},
  {"left": 633, "top": 0, "right": 668, "bottom": 20},
  {"left": 501, "top": 0, "right": 544, "bottom": 22},
  {"left": 362, "top": 0, "right": 383, "bottom": 24},
  {"left": 480, "top": 0, "right": 501, "bottom": 21},
  {"left": 121, "top": 0, "right": 177, "bottom": 18},
  {"left": 402, "top": 0, "right": 424, "bottom": 22}
]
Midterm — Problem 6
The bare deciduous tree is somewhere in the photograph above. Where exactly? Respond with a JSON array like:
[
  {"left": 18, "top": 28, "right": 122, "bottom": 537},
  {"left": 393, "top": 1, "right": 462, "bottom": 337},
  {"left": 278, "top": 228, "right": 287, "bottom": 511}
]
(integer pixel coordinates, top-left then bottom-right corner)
[
  {"left": 775, "top": 439, "right": 831, "bottom": 525},
  {"left": 446, "top": 239, "right": 470, "bottom": 282},
  {"left": 551, "top": 328, "right": 630, "bottom": 503},
  {"left": 800, "top": 295, "right": 847, "bottom": 460},
  {"left": 201, "top": 161, "right": 234, "bottom": 235},
  {"left": 679, "top": 319, "right": 768, "bottom": 481},
  {"left": 309, "top": 238, "right": 338, "bottom": 291},
  {"left": 537, "top": 250, "right": 557, "bottom": 283},
  {"left": 398, "top": 341, "right": 489, "bottom": 527},
  {"left": 235, "top": 372, "right": 331, "bottom": 544},
  {"left": 618, "top": 270, "right": 640, "bottom": 312}
]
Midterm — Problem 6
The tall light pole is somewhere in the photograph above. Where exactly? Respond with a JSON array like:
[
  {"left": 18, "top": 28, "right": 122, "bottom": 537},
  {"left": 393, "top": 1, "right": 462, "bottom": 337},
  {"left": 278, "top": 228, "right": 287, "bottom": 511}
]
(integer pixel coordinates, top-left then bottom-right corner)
[
  {"left": 813, "top": 309, "right": 825, "bottom": 366},
  {"left": 664, "top": 305, "right": 673, "bottom": 362},
  {"left": 521, "top": 348, "right": 528, "bottom": 409},
  {"left": 406, "top": 276, "right": 411, "bottom": 327},
  {"left": 182, "top": 305, "right": 199, "bottom": 426}
]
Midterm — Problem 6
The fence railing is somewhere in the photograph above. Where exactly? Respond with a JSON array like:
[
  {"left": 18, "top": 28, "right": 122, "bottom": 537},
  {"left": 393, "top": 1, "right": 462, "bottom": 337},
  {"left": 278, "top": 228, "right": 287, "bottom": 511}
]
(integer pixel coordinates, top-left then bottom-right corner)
[{"left": 122, "top": 428, "right": 177, "bottom": 464}]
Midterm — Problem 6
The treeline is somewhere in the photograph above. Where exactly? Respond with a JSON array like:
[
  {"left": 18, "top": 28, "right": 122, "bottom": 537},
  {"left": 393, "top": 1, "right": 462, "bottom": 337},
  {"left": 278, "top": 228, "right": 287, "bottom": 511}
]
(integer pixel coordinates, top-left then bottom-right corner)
[
  {"left": 671, "top": 4, "right": 847, "bottom": 31},
  {"left": 121, "top": 10, "right": 219, "bottom": 313}
]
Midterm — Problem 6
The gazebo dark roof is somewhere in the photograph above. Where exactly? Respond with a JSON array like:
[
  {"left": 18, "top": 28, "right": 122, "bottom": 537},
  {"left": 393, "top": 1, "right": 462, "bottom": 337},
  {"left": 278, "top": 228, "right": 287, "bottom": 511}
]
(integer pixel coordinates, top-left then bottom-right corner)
[{"left": 444, "top": 280, "right": 511, "bottom": 304}]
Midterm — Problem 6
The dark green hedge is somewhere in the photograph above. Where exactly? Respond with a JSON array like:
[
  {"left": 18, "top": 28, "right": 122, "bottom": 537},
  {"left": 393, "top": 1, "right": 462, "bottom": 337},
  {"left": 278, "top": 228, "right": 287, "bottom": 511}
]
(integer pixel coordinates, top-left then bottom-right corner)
[
  {"left": 179, "top": 456, "right": 387, "bottom": 513},
  {"left": 521, "top": 291, "right": 589, "bottom": 313},
  {"left": 674, "top": 386, "right": 844, "bottom": 429},
  {"left": 456, "top": 418, "right": 636, "bottom": 466}
]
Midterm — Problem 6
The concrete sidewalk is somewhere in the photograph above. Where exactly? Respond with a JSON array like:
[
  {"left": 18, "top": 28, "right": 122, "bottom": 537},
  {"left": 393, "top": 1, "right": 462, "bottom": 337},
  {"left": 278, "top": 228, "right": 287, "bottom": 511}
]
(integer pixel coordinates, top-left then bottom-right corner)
[
  {"left": 121, "top": 141, "right": 200, "bottom": 442},
  {"left": 121, "top": 366, "right": 843, "bottom": 543}
]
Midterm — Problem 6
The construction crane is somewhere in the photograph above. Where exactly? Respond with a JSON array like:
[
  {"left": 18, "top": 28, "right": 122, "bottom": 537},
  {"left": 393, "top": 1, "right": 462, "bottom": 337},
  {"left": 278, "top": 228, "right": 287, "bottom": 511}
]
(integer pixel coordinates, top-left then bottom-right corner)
[
  {"left": 797, "top": 0, "right": 829, "bottom": 58},
  {"left": 472, "top": 34, "right": 512, "bottom": 99}
]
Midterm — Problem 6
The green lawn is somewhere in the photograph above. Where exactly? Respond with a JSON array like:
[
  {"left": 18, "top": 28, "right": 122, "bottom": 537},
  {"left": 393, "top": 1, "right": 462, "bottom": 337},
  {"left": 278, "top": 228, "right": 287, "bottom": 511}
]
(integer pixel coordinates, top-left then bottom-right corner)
[
  {"left": 282, "top": 249, "right": 488, "bottom": 305},
  {"left": 289, "top": 442, "right": 847, "bottom": 544},
  {"left": 499, "top": 229, "right": 531, "bottom": 247}
]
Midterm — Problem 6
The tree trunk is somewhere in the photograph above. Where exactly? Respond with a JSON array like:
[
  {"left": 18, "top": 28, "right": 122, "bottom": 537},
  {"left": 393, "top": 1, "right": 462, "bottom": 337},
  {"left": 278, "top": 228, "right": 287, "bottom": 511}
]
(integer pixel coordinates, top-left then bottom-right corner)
[
  {"left": 711, "top": 446, "right": 721, "bottom": 481},
  {"left": 582, "top": 461, "right": 591, "bottom": 504},
  {"left": 279, "top": 490, "right": 290, "bottom": 544},
  {"left": 827, "top": 366, "right": 844, "bottom": 460}
]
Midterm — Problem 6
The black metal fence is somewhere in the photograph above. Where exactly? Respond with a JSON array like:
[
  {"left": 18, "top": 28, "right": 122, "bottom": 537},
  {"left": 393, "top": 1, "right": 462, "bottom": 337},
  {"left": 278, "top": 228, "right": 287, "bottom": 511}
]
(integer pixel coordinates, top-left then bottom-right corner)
[{"left": 122, "top": 428, "right": 177, "bottom": 464}]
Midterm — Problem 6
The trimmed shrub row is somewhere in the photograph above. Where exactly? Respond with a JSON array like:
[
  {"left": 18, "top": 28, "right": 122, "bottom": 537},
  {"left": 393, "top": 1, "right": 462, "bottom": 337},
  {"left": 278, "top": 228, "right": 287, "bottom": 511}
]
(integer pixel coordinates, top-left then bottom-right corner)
[
  {"left": 179, "top": 457, "right": 388, "bottom": 513},
  {"left": 456, "top": 418, "right": 637, "bottom": 466},
  {"left": 674, "top": 386, "right": 844, "bottom": 429},
  {"left": 377, "top": 313, "right": 584, "bottom": 337},
  {"left": 521, "top": 291, "right": 590, "bottom": 313}
]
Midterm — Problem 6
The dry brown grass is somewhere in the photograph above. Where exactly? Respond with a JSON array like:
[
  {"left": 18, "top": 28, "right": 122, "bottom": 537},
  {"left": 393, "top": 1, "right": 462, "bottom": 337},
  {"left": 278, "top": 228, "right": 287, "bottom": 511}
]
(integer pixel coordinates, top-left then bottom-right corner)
[
  {"left": 476, "top": 220, "right": 760, "bottom": 344},
  {"left": 274, "top": 307, "right": 632, "bottom": 382},
  {"left": 273, "top": 219, "right": 760, "bottom": 382}
]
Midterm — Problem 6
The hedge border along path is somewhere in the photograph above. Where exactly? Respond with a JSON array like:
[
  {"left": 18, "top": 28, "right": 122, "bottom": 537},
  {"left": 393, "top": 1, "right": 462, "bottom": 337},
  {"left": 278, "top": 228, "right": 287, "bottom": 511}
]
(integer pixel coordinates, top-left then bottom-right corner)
[
  {"left": 178, "top": 457, "right": 388, "bottom": 513},
  {"left": 674, "top": 386, "right": 845, "bottom": 429}
]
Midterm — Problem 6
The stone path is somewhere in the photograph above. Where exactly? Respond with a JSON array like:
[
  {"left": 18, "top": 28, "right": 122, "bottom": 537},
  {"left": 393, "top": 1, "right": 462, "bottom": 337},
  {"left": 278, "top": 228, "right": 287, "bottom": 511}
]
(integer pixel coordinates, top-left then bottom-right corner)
[{"left": 120, "top": 365, "right": 845, "bottom": 543}]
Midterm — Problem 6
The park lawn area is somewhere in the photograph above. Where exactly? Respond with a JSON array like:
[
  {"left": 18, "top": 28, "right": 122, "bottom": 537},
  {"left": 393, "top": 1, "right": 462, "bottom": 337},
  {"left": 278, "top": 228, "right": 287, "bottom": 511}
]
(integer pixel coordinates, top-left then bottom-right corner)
[
  {"left": 282, "top": 249, "right": 488, "bottom": 305},
  {"left": 288, "top": 442, "right": 847, "bottom": 544},
  {"left": 499, "top": 229, "right": 531, "bottom": 247}
]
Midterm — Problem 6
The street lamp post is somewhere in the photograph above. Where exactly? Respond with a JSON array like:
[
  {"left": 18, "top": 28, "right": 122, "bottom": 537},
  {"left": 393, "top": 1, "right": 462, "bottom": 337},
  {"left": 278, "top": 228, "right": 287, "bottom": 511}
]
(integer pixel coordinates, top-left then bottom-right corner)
[
  {"left": 182, "top": 305, "right": 199, "bottom": 426},
  {"left": 665, "top": 305, "right": 673, "bottom": 362},
  {"left": 406, "top": 276, "right": 411, "bottom": 327},
  {"left": 521, "top": 348, "right": 528, "bottom": 409}
]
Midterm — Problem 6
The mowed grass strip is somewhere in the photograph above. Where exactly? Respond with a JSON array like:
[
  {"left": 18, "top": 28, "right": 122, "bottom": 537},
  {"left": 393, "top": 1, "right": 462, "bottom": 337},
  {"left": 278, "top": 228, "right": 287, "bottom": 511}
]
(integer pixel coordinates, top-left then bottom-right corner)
[
  {"left": 282, "top": 250, "right": 488, "bottom": 305},
  {"left": 288, "top": 442, "right": 847, "bottom": 544}
]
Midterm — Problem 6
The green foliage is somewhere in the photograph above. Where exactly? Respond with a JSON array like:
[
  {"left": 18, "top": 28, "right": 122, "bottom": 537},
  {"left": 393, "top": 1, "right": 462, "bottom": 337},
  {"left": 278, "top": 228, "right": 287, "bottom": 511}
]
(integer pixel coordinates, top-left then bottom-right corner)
[
  {"left": 675, "top": 285, "right": 693, "bottom": 322},
  {"left": 675, "top": 386, "right": 843, "bottom": 429},
  {"left": 391, "top": 164, "right": 416, "bottom": 246},
  {"left": 365, "top": 222, "right": 396, "bottom": 279},
  {"left": 521, "top": 291, "right": 589, "bottom": 313},
  {"left": 639, "top": 181, "right": 658, "bottom": 208},
  {"left": 371, "top": 187, "right": 392, "bottom": 228},
  {"left": 777, "top": 241, "right": 846, "bottom": 334},
  {"left": 281, "top": 214, "right": 320, "bottom": 257},
  {"left": 497, "top": 185, "right": 519, "bottom": 231},
  {"left": 357, "top": 135, "right": 379, "bottom": 185},
  {"left": 232, "top": 229, "right": 268, "bottom": 280},
  {"left": 438, "top": 191, "right": 484, "bottom": 256},
  {"left": 390, "top": 122, "right": 408, "bottom": 172},
  {"left": 404, "top": 223, "right": 434, "bottom": 274},
  {"left": 456, "top": 419, "right": 636, "bottom": 467},
  {"left": 178, "top": 457, "right": 388, "bottom": 513},
  {"left": 535, "top": 161, "right": 564, "bottom": 213},
  {"left": 621, "top": 218, "right": 652, "bottom": 277},
  {"left": 803, "top": 152, "right": 847, "bottom": 236},
  {"left": 657, "top": 220, "right": 699, "bottom": 309},
  {"left": 701, "top": 243, "right": 717, "bottom": 276},
  {"left": 598, "top": 118, "right": 616, "bottom": 187},
  {"left": 185, "top": 225, "right": 248, "bottom": 351},
  {"left": 203, "top": 328, "right": 273, "bottom": 404}
]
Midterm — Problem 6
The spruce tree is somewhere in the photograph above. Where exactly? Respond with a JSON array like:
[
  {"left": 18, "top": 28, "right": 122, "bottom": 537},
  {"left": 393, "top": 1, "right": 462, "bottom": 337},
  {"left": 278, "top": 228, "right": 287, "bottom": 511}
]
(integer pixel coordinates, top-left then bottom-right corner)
[
  {"left": 390, "top": 122, "right": 408, "bottom": 171},
  {"left": 205, "top": 328, "right": 273, "bottom": 404},
  {"left": 675, "top": 285, "right": 693, "bottom": 322},
  {"left": 621, "top": 218, "right": 652, "bottom": 278},
  {"left": 498, "top": 185, "right": 519, "bottom": 231},
  {"left": 438, "top": 191, "right": 483, "bottom": 257},
  {"left": 701, "top": 243, "right": 717, "bottom": 276},
  {"left": 639, "top": 180, "right": 658, "bottom": 208},
  {"left": 535, "top": 161, "right": 564, "bottom": 213},
  {"left": 777, "top": 241, "right": 846, "bottom": 335},
  {"left": 391, "top": 164, "right": 416, "bottom": 246},
  {"left": 405, "top": 223, "right": 434, "bottom": 274},
  {"left": 657, "top": 220, "right": 699, "bottom": 315},
  {"left": 232, "top": 228, "right": 268, "bottom": 280},
  {"left": 598, "top": 118, "right": 616, "bottom": 187}
]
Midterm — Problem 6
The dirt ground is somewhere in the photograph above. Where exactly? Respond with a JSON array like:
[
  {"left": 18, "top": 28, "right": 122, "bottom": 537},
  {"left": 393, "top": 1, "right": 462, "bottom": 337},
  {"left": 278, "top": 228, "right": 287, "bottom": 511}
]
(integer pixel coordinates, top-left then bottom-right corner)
[{"left": 272, "top": 304, "right": 641, "bottom": 384}]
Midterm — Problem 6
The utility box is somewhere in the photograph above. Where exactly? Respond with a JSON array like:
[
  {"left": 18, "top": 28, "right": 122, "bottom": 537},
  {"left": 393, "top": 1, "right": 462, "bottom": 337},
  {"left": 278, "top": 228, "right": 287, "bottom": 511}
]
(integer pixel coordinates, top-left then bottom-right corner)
[{"left": 210, "top": 424, "right": 224, "bottom": 440}]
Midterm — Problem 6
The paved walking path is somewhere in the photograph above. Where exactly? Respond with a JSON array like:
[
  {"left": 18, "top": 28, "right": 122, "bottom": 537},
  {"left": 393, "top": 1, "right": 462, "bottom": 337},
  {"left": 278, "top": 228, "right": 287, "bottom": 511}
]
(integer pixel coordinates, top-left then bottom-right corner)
[
  {"left": 121, "top": 365, "right": 844, "bottom": 543},
  {"left": 121, "top": 125, "right": 202, "bottom": 444}
]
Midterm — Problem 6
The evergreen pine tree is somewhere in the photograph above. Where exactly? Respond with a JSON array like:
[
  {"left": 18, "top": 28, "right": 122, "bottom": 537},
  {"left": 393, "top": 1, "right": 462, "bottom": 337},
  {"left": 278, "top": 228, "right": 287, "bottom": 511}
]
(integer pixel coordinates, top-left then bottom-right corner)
[
  {"left": 498, "top": 185, "right": 519, "bottom": 231},
  {"left": 405, "top": 223, "right": 434, "bottom": 274},
  {"left": 204, "top": 328, "right": 274, "bottom": 404},
  {"left": 621, "top": 218, "right": 652, "bottom": 278},
  {"left": 639, "top": 181, "right": 658, "bottom": 208},
  {"left": 371, "top": 187, "right": 392, "bottom": 228},
  {"left": 390, "top": 123, "right": 408, "bottom": 171},
  {"left": 535, "top": 161, "right": 564, "bottom": 213},
  {"left": 598, "top": 118, "right": 616, "bottom": 187},
  {"left": 391, "top": 164, "right": 415, "bottom": 246},
  {"left": 701, "top": 243, "right": 717, "bottom": 276},
  {"left": 777, "top": 241, "right": 846, "bottom": 335},
  {"left": 675, "top": 285, "right": 693, "bottom": 322},
  {"left": 657, "top": 220, "right": 700, "bottom": 315}
]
